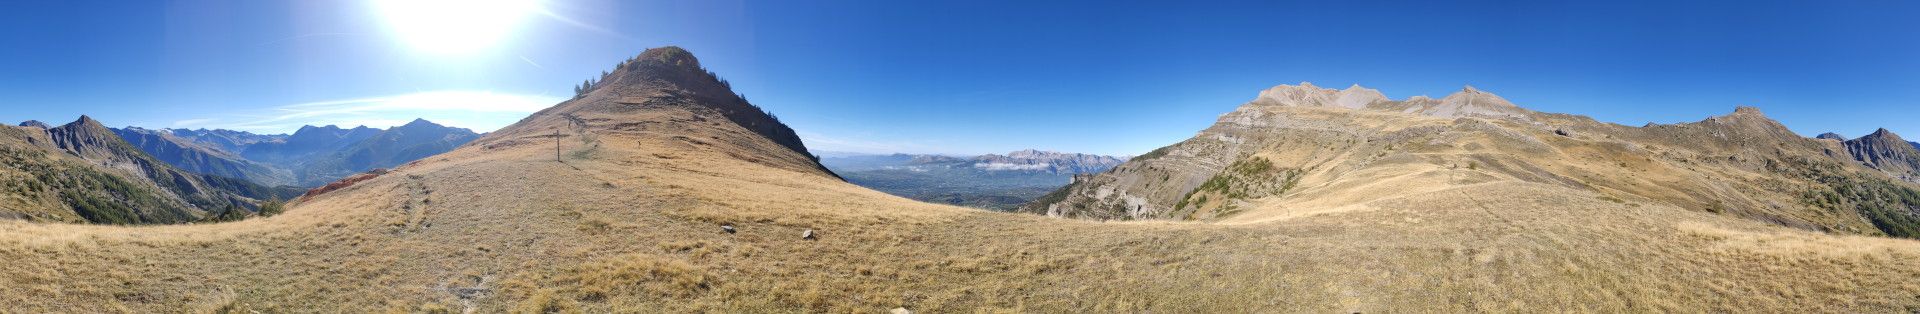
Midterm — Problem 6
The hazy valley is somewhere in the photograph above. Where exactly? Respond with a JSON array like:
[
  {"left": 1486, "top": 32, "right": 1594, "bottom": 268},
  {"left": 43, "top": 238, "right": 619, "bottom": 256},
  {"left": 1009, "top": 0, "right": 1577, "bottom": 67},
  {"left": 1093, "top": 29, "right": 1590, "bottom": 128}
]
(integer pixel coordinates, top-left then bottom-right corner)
[{"left": 821, "top": 150, "right": 1124, "bottom": 210}]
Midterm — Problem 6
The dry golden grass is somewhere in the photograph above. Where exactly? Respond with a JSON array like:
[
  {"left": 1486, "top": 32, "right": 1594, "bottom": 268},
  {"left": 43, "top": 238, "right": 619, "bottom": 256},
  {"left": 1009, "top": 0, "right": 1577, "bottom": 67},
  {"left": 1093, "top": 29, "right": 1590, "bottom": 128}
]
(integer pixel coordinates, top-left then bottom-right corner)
[{"left": 1, "top": 103, "right": 1918, "bottom": 313}]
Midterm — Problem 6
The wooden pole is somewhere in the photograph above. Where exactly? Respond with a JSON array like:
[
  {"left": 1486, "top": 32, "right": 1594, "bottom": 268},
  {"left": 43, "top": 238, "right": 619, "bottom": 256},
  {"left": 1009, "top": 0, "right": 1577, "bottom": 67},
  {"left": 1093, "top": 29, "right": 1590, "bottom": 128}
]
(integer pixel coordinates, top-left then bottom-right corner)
[{"left": 555, "top": 129, "right": 562, "bottom": 162}]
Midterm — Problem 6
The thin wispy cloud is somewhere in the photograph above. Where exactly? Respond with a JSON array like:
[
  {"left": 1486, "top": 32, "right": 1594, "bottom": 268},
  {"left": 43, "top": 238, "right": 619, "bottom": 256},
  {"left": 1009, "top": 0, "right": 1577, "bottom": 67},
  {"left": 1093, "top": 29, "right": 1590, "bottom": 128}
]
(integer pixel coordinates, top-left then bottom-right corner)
[
  {"left": 202, "top": 91, "right": 565, "bottom": 134},
  {"left": 171, "top": 118, "right": 216, "bottom": 128},
  {"left": 798, "top": 131, "right": 960, "bottom": 155},
  {"left": 519, "top": 55, "right": 545, "bottom": 69},
  {"left": 535, "top": 6, "right": 629, "bottom": 40}
]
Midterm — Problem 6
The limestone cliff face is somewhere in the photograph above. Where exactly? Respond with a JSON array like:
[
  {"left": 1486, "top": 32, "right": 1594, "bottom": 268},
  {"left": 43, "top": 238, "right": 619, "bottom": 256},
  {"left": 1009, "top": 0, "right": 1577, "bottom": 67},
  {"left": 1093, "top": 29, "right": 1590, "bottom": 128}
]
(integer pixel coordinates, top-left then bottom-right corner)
[{"left": 1024, "top": 83, "right": 1920, "bottom": 238}]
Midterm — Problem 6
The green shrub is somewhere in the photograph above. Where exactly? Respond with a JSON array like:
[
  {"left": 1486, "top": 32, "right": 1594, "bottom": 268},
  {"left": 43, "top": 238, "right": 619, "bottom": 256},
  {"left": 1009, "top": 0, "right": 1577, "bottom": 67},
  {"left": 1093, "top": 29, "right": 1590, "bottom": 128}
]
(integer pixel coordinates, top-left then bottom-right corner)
[{"left": 257, "top": 198, "right": 286, "bottom": 217}]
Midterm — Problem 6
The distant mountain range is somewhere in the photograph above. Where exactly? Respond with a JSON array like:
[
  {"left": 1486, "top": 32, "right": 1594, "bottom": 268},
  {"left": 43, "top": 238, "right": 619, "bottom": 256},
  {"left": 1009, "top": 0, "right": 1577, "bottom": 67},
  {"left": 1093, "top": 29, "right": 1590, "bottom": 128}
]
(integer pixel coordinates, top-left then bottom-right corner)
[
  {"left": 112, "top": 127, "right": 293, "bottom": 187},
  {"left": 104, "top": 118, "right": 480, "bottom": 187},
  {"left": 820, "top": 149, "right": 1124, "bottom": 210}
]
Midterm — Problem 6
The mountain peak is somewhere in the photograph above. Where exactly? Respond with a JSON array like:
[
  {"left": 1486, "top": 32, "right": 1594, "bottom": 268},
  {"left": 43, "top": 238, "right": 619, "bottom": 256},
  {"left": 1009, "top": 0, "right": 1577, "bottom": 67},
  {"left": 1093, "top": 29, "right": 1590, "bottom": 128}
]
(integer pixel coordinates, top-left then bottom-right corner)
[
  {"left": 485, "top": 46, "right": 833, "bottom": 179},
  {"left": 1441, "top": 86, "right": 1497, "bottom": 99},
  {"left": 1443, "top": 85, "right": 1520, "bottom": 108},
  {"left": 1840, "top": 127, "right": 1920, "bottom": 181},
  {"left": 400, "top": 118, "right": 439, "bottom": 128},
  {"left": 1817, "top": 132, "right": 1847, "bottom": 141},
  {"left": 1861, "top": 128, "right": 1908, "bottom": 144},
  {"left": 1248, "top": 82, "right": 1385, "bottom": 109},
  {"left": 634, "top": 46, "right": 700, "bottom": 70},
  {"left": 63, "top": 115, "right": 109, "bottom": 130},
  {"left": 17, "top": 120, "right": 49, "bottom": 128},
  {"left": 1733, "top": 106, "right": 1764, "bottom": 116}
]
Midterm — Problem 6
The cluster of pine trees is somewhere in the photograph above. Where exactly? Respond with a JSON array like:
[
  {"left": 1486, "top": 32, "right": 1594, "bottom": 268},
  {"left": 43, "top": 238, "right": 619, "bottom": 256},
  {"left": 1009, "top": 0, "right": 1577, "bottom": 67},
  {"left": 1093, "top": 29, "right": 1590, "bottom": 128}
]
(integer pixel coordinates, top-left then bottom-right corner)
[{"left": 572, "top": 71, "right": 608, "bottom": 98}]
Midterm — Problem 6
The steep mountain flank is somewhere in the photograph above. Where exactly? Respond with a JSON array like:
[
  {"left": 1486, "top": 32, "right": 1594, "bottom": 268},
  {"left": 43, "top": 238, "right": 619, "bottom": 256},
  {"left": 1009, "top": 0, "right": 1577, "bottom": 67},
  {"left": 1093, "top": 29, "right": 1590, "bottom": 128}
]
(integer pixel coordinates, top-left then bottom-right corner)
[
  {"left": 6, "top": 52, "right": 1920, "bottom": 312},
  {"left": 0, "top": 117, "right": 292, "bottom": 224},
  {"left": 240, "top": 125, "right": 382, "bottom": 166},
  {"left": 165, "top": 128, "right": 286, "bottom": 153},
  {"left": 481, "top": 46, "right": 834, "bottom": 178},
  {"left": 1840, "top": 128, "right": 1920, "bottom": 183},
  {"left": 1024, "top": 83, "right": 1920, "bottom": 239},
  {"left": 294, "top": 119, "right": 479, "bottom": 186},
  {"left": 113, "top": 127, "right": 294, "bottom": 186}
]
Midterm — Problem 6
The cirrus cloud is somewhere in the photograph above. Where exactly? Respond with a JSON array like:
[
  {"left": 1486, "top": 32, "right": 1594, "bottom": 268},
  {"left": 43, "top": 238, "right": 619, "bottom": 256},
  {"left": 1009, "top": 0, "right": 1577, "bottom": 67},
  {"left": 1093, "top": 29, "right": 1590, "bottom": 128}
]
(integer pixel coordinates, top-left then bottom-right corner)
[{"left": 204, "top": 91, "right": 565, "bottom": 133}]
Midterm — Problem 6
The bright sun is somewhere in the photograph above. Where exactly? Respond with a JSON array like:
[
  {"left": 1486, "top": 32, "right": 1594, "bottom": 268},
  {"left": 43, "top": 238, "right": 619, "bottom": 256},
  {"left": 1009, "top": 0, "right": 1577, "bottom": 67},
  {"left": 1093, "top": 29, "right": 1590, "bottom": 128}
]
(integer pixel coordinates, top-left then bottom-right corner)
[{"left": 373, "top": 0, "right": 541, "bottom": 55}]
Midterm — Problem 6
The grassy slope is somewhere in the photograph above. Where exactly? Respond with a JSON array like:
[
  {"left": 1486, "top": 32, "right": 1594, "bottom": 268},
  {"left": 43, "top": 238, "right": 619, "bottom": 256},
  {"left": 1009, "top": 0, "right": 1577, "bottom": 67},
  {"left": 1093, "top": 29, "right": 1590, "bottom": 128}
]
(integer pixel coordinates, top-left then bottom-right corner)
[{"left": 1, "top": 104, "right": 1918, "bottom": 312}]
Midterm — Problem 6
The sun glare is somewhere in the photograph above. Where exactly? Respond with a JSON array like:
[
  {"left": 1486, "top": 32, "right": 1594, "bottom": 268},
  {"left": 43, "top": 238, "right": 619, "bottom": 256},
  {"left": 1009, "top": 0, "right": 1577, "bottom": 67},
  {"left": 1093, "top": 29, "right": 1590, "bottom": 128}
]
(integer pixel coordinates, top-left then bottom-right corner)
[{"left": 373, "top": 0, "right": 541, "bottom": 55}]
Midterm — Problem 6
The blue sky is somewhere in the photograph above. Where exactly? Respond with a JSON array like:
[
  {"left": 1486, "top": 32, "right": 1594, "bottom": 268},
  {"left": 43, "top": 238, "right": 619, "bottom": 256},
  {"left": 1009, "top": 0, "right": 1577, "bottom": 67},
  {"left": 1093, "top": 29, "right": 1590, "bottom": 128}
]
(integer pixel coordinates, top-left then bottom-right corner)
[{"left": 1, "top": 1, "right": 1916, "bottom": 156}]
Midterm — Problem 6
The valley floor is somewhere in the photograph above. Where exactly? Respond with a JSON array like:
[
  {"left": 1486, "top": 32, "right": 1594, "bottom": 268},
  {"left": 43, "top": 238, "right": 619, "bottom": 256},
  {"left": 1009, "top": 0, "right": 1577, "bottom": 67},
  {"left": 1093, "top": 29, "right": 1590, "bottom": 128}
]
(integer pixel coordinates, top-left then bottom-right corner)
[{"left": 3, "top": 129, "right": 1918, "bottom": 313}]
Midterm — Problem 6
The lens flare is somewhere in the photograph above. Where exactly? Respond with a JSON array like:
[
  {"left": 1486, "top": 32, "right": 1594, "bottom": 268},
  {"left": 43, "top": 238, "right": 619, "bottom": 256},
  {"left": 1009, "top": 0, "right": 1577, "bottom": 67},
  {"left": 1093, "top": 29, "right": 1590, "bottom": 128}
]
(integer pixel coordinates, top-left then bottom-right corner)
[{"left": 372, "top": 0, "right": 540, "bottom": 55}]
